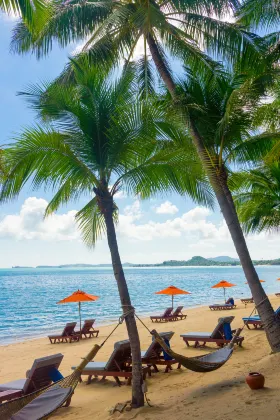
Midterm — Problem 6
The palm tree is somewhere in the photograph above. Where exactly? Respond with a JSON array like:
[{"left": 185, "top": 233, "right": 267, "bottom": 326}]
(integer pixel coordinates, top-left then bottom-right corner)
[
  {"left": 10, "top": 0, "right": 264, "bottom": 74},
  {"left": 0, "top": 62, "right": 212, "bottom": 406},
  {"left": 164, "top": 69, "right": 280, "bottom": 350},
  {"left": 234, "top": 163, "right": 280, "bottom": 233}
]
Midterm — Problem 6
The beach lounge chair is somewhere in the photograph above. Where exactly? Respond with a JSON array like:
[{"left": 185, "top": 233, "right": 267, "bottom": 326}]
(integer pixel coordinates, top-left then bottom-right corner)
[
  {"left": 209, "top": 303, "right": 236, "bottom": 311},
  {"left": 243, "top": 306, "right": 280, "bottom": 329},
  {"left": 0, "top": 354, "right": 64, "bottom": 403},
  {"left": 150, "top": 307, "right": 173, "bottom": 323},
  {"left": 75, "top": 319, "right": 99, "bottom": 338},
  {"left": 141, "top": 331, "right": 181, "bottom": 373},
  {"left": 171, "top": 306, "right": 187, "bottom": 321},
  {"left": 241, "top": 298, "right": 254, "bottom": 307},
  {"left": 276, "top": 293, "right": 280, "bottom": 297},
  {"left": 180, "top": 316, "right": 244, "bottom": 348},
  {"left": 48, "top": 322, "right": 80, "bottom": 344},
  {"left": 72, "top": 340, "right": 150, "bottom": 386}
]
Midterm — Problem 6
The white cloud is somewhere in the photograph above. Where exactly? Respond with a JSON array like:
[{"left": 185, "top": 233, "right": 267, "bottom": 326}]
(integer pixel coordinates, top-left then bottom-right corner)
[
  {"left": 117, "top": 204, "right": 229, "bottom": 242},
  {"left": 154, "top": 201, "right": 179, "bottom": 215},
  {"left": 2, "top": 197, "right": 280, "bottom": 263},
  {"left": 0, "top": 197, "right": 79, "bottom": 241}
]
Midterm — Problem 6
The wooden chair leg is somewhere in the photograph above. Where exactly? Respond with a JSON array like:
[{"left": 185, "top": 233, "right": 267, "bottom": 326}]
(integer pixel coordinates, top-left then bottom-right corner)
[
  {"left": 114, "top": 377, "right": 122, "bottom": 386},
  {"left": 86, "top": 375, "right": 92, "bottom": 385}
]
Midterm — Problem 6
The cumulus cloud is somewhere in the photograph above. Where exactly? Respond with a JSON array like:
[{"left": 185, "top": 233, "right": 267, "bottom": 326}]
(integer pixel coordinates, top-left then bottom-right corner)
[
  {"left": 154, "top": 201, "right": 179, "bottom": 215},
  {"left": 0, "top": 197, "right": 79, "bottom": 241},
  {"left": 117, "top": 204, "right": 229, "bottom": 242}
]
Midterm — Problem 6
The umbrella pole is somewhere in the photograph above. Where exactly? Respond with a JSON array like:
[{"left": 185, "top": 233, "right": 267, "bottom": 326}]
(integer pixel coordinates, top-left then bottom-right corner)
[
  {"left": 78, "top": 302, "right": 82, "bottom": 332},
  {"left": 172, "top": 295, "right": 174, "bottom": 309},
  {"left": 224, "top": 287, "right": 226, "bottom": 303}
]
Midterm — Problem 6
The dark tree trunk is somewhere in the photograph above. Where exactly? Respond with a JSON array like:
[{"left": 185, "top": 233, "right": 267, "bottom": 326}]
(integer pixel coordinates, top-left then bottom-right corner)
[
  {"left": 100, "top": 193, "right": 144, "bottom": 407},
  {"left": 148, "top": 36, "right": 280, "bottom": 352}
]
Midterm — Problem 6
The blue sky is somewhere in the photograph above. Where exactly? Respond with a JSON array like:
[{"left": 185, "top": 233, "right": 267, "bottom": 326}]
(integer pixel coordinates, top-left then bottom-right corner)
[{"left": 0, "top": 14, "right": 279, "bottom": 268}]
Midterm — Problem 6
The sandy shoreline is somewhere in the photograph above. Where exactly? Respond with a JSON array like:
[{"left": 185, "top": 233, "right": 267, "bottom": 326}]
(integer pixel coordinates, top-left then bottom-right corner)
[{"left": 1, "top": 295, "right": 280, "bottom": 419}]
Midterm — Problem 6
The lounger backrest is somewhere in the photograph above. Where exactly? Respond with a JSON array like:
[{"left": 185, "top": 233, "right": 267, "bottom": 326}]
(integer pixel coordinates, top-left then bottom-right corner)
[
  {"left": 62, "top": 322, "right": 77, "bottom": 336},
  {"left": 143, "top": 332, "right": 175, "bottom": 358},
  {"left": 23, "top": 353, "right": 64, "bottom": 394},
  {"left": 210, "top": 316, "right": 234, "bottom": 339},
  {"left": 163, "top": 307, "right": 173, "bottom": 317},
  {"left": 172, "top": 306, "right": 184, "bottom": 316},
  {"left": 104, "top": 340, "right": 131, "bottom": 371},
  {"left": 81, "top": 319, "right": 95, "bottom": 333}
]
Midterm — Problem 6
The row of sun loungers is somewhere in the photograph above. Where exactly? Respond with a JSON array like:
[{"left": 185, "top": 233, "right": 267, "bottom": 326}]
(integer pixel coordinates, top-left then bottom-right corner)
[
  {"left": 150, "top": 306, "right": 187, "bottom": 322},
  {"left": 0, "top": 316, "right": 243, "bottom": 405},
  {"left": 48, "top": 319, "right": 99, "bottom": 344}
]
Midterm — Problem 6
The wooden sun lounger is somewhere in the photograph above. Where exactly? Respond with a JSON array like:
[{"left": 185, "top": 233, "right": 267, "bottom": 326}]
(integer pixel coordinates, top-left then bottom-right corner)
[
  {"left": 243, "top": 306, "right": 280, "bottom": 330},
  {"left": 48, "top": 322, "right": 80, "bottom": 344},
  {"left": 150, "top": 307, "right": 173, "bottom": 323},
  {"left": 209, "top": 304, "right": 236, "bottom": 311},
  {"left": 171, "top": 306, "right": 187, "bottom": 321},
  {"left": 241, "top": 298, "right": 254, "bottom": 307},
  {"left": 0, "top": 354, "right": 64, "bottom": 403},
  {"left": 141, "top": 331, "right": 181, "bottom": 373},
  {"left": 243, "top": 318, "right": 263, "bottom": 329},
  {"left": 180, "top": 316, "right": 244, "bottom": 348},
  {"left": 75, "top": 319, "right": 99, "bottom": 338},
  {"left": 72, "top": 340, "right": 151, "bottom": 386}
]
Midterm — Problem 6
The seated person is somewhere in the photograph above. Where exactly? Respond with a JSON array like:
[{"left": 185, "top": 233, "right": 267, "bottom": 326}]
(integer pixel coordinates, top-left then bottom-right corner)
[{"left": 226, "top": 297, "right": 235, "bottom": 306}]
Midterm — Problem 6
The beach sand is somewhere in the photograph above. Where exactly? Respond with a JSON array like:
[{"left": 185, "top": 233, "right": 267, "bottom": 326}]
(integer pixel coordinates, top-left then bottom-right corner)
[{"left": 1, "top": 295, "right": 280, "bottom": 420}]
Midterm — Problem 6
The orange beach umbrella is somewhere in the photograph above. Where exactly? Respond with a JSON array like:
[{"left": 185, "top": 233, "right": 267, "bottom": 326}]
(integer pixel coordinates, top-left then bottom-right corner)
[
  {"left": 57, "top": 290, "right": 99, "bottom": 331},
  {"left": 155, "top": 285, "right": 190, "bottom": 308},
  {"left": 245, "top": 280, "right": 265, "bottom": 284},
  {"left": 211, "top": 280, "right": 236, "bottom": 302}
]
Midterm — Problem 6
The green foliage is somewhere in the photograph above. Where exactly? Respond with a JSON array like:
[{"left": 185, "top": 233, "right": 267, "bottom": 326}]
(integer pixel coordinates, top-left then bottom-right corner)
[
  {"left": 1, "top": 63, "right": 213, "bottom": 247},
  {"left": 9, "top": 0, "right": 265, "bottom": 79},
  {"left": 234, "top": 163, "right": 280, "bottom": 234}
]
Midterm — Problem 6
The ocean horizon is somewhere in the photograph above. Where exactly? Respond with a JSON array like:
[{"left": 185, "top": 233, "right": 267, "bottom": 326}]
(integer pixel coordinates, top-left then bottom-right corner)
[{"left": 1, "top": 265, "right": 280, "bottom": 345}]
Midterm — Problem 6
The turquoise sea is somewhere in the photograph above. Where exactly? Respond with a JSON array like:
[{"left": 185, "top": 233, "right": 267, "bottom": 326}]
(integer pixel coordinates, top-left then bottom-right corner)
[{"left": 1, "top": 266, "right": 280, "bottom": 345}]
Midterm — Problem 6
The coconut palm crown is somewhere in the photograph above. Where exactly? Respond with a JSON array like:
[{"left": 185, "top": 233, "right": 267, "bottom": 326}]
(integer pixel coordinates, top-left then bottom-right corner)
[{"left": 11, "top": 0, "right": 266, "bottom": 80}]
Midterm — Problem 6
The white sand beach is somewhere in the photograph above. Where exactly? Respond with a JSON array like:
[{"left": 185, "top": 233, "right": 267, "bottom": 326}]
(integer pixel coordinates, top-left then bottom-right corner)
[{"left": 1, "top": 296, "right": 280, "bottom": 420}]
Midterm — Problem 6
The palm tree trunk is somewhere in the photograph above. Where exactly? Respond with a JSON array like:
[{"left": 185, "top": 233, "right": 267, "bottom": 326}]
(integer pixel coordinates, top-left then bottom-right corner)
[
  {"left": 147, "top": 34, "right": 280, "bottom": 352},
  {"left": 101, "top": 195, "right": 144, "bottom": 407}
]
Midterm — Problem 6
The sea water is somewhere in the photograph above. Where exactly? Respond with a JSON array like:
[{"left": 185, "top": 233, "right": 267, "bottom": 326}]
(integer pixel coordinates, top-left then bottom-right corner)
[{"left": 1, "top": 266, "right": 280, "bottom": 344}]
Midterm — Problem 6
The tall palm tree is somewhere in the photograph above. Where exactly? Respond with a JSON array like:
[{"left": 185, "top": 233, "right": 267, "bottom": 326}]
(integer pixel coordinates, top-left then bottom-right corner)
[
  {"left": 0, "top": 62, "right": 212, "bottom": 407},
  {"left": 164, "top": 70, "right": 280, "bottom": 350},
  {"left": 10, "top": 0, "right": 264, "bottom": 74},
  {"left": 234, "top": 163, "right": 280, "bottom": 233}
]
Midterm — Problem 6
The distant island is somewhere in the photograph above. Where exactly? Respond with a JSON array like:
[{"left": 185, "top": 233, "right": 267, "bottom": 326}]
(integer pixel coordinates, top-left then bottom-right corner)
[
  {"left": 12, "top": 256, "right": 280, "bottom": 268},
  {"left": 133, "top": 255, "right": 280, "bottom": 267}
]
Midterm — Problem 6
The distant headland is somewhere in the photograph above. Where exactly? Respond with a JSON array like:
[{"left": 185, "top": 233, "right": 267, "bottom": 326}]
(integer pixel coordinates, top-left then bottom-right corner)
[{"left": 11, "top": 255, "right": 280, "bottom": 268}]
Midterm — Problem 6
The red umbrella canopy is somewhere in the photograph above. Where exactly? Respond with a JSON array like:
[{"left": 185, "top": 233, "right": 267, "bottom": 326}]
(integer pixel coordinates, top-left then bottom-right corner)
[
  {"left": 155, "top": 285, "right": 191, "bottom": 296},
  {"left": 57, "top": 290, "right": 99, "bottom": 331},
  {"left": 245, "top": 280, "right": 265, "bottom": 284},
  {"left": 155, "top": 285, "right": 190, "bottom": 308},
  {"left": 212, "top": 280, "right": 236, "bottom": 288},
  {"left": 57, "top": 290, "right": 99, "bottom": 304}
]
